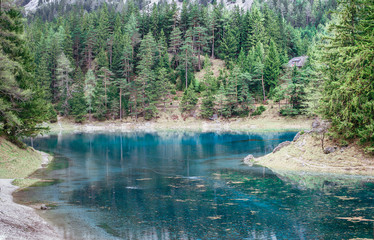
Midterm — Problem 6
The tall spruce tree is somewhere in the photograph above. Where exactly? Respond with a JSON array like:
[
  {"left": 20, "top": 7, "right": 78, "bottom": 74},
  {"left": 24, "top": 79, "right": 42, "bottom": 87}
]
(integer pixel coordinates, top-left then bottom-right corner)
[
  {"left": 56, "top": 52, "right": 73, "bottom": 115},
  {"left": 264, "top": 39, "right": 281, "bottom": 94},
  {"left": 84, "top": 69, "right": 96, "bottom": 121},
  {"left": 320, "top": 0, "right": 374, "bottom": 151},
  {"left": 179, "top": 29, "right": 195, "bottom": 90},
  {"left": 0, "top": 2, "right": 50, "bottom": 142}
]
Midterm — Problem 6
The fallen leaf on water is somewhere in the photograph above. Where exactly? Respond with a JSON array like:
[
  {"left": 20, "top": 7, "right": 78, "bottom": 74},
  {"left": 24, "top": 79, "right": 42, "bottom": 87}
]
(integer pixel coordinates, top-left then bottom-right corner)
[
  {"left": 207, "top": 215, "right": 222, "bottom": 220},
  {"left": 336, "top": 216, "right": 374, "bottom": 222},
  {"left": 335, "top": 196, "right": 358, "bottom": 200}
]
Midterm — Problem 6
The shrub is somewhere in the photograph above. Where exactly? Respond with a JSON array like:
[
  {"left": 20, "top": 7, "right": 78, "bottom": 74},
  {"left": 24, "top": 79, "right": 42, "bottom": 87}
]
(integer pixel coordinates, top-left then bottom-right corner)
[
  {"left": 280, "top": 107, "right": 299, "bottom": 116},
  {"left": 251, "top": 106, "right": 266, "bottom": 116}
]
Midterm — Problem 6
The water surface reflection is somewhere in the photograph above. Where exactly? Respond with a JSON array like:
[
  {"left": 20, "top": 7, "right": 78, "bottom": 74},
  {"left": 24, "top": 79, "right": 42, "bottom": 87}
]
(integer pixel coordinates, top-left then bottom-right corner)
[{"left": 17, "top": 132, "right": 374, "bottom": 239}]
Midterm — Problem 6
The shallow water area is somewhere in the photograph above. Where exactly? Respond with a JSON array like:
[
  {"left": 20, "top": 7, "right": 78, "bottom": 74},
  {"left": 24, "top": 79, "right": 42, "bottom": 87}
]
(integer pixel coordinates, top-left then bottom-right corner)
[{"left": 16, "top": 131, "right": 374, "bottom": 239}]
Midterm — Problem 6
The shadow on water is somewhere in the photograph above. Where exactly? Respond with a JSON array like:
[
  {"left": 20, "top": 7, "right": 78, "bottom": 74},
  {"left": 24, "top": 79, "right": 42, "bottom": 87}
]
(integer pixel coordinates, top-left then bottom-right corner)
[{"left": 17, "top": 131, "right": 374, "bottom": 240}]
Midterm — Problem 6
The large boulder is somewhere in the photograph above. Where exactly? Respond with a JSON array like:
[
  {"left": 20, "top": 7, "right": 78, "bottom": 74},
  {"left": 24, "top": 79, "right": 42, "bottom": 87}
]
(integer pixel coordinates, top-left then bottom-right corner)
[{"left": 272, "top": 141, "right": 291, "bottom": 153}]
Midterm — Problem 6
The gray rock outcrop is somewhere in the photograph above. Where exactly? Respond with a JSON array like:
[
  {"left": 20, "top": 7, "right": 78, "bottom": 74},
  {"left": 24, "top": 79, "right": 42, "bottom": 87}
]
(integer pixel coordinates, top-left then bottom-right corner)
[{"left": 273, "top": 141, "right": 292, "bottom": 153}]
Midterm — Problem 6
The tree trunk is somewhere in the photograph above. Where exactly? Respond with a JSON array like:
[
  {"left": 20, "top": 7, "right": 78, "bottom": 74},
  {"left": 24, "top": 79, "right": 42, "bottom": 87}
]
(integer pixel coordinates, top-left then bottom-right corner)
[
  {"left": 261, "top": 73, "right": 266, "bottom": 103},
  {"left": 211, "top": 26, "right": 215, "bottom": 59},
  {"left": 198, "top": 47, "right": 201, "bottom": 71},
  {"left": 104, "top": 75, "right": 107, "bottom": 109},
  {"left": 119, "top": 88, "right": 122, "bottom": 121},
  {"left": 64, "top": 79, "right": 69, "bottom": 116},
  {"left": 185, "top": 49, "right": 188, "bottom": 90}
]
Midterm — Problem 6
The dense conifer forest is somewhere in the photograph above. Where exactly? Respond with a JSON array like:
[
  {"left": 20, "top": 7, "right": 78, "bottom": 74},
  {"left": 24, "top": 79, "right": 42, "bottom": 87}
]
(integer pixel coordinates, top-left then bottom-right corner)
[{"left": 0, "top": 0, "right": 373, "bottom": 151}]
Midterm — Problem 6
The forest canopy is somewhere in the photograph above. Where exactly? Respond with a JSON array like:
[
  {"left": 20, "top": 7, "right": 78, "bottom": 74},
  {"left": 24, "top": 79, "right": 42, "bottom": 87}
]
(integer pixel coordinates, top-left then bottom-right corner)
[{"left": 1, "top": 0, "right": 373, "bottom": 152}]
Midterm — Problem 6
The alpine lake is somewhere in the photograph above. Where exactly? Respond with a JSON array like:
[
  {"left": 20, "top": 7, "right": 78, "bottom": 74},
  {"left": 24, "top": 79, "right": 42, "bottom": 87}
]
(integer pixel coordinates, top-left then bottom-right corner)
[{"left": 16, "top": 131, "right": 374, "bottom": 240}]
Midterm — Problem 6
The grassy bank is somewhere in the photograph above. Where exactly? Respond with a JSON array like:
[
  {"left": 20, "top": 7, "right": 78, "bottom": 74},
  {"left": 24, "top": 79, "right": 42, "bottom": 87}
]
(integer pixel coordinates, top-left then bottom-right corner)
[{"left": 0, "top": 137, "right": 50, "bottom": 187}]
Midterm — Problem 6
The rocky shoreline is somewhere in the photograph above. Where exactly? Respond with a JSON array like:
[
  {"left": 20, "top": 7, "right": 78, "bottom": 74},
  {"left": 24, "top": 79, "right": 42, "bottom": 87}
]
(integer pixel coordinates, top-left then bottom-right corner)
[
  {"left": 0, "top": 179, "right": 61, "bottom": 240},
  {"left": 47, "top": 115, "right": 312, "bottom": 135},
  {"left": 0, "top": 150, "right": 62, "bottom": 240}
]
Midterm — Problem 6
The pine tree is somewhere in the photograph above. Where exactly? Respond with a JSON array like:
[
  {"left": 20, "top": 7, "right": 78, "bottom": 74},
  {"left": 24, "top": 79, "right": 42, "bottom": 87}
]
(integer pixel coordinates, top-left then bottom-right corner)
[
  {"left": 56, "top": 52, "right": 73, "bottom": 115},
  {"left": 136, "top": 32, "right": 157, "bottom": 120},
  {"left": 287, "top": 66, "right": 307, "bottom": 114},
  {"left": 84, "top": 69, "right": 96, "bottom": 121},
  {"left": 169, "top": 26, "right": 182, "bottom": 67},
  {"left": 97, "top": 4, "right": 111, "bottom": 50},
  {"left": 125, "top": 13, "right": 140, "bottom": 59},
  {"left": 219, "top": 24, "right": 238, "bottom": 61},
  {"left": 194, "top": 26, "right": 208, "bottom": 71},
  {"left": 98, "top": 66, "right": 114, "bottom": 113},
  {"left": 200, "top": 90, "right": 215, "bottom": 119},
  {"left": 264, "top": 39, "right": 281, "bottom": 94},
  {"left": 157, "top": 68, "right": 174, "bottom": 112},
  {"left": 179, "top": 29, "right": 195, "bottom": 90},
  {"left": 215, "top": 83, "right": 227, "bottom": 118},
  {"left": 320, "top": 0, "right": 374, "bottom": 150},
  {"left": 201, "top": 57, "right": 217, "bottom": 91},
  {"left": 0, "top": 3, "right": 50, "bottom": 142},
  {"left": 69, "top": 67, "right": 87, "bottom": 123},
  {"left": 206, "top": 8, "right": 217, "bottom": 58},
  {"left": 180, "top": 84, "right": 198, "bottom": 114}
]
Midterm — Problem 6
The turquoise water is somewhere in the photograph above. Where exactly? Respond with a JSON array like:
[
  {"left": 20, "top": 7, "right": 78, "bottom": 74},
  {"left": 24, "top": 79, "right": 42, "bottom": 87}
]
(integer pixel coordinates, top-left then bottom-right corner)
[{"left": 18, "top": 132, "right": 374, "bottom": 239}]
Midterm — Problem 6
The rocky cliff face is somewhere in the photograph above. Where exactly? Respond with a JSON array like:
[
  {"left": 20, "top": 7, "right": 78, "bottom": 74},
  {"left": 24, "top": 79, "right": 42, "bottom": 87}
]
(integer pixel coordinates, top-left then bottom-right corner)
[{"left": 21, "top": 0, "right": 253, "bottom": 13}]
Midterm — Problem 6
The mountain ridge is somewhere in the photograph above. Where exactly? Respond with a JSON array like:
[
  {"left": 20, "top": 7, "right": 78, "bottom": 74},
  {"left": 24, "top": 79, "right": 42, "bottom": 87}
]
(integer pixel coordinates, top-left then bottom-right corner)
[{"left": 22, "top": 0, "right": 254, "bottom": 13}]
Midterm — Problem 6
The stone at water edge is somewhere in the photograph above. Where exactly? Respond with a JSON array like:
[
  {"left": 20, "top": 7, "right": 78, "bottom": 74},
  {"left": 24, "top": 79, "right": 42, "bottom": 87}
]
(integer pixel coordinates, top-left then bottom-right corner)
[
  {"left": 272, "top": 141, "right": 292, "bottom": 153},
  {"left": 40, "top": 204, "right": 50, "bottom": 210},
  {"left": 242, "top": 154, "right": 255, "bottom": 166},
  {"left": 323, "top": 146, "right": 338, "bottom": 154}
]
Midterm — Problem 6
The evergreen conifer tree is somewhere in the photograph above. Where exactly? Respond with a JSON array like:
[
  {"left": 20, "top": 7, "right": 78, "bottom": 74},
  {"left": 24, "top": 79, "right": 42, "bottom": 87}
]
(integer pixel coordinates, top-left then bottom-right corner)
[{"left": 264, "top": 39, "right": 281, "bottom": 94}]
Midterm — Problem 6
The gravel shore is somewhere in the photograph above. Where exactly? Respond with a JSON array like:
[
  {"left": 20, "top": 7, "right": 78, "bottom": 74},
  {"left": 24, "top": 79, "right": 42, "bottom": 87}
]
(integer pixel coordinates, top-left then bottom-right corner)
[{"left": 0, "top": 179, "right": 61, "bottom": 240}]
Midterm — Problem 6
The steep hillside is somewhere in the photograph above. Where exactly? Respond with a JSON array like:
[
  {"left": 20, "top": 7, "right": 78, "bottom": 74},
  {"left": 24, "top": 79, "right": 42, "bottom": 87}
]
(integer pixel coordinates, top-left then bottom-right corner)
[{"left": 0, "top": 137, "right": 43, "bottom": 179}]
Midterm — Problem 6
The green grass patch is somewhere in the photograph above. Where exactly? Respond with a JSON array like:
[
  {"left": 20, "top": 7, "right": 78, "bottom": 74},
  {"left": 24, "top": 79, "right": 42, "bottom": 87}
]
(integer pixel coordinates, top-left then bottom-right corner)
[
  {"left": 30, "top": 179, "right": 63, "bottom": 187},
  {"left": 12, "top": 178, "right": 39, "bottom": 188},
  {"left": 0, "top": 137, "right": 43, "bottom": 179},
  {"left": 97, "top": 223, "right": 120, "bottom": 237},
  {"left": 46, "top": 156, "right": 69, "bottom": 171}
]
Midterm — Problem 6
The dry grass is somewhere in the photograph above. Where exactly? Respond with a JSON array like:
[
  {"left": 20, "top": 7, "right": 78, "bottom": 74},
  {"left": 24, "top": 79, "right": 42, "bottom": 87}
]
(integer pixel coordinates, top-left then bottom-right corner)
[
  {"left": 195, "top": 56, "right": 226, "bottom": 81},
  {"left": 254, "top": 132, "right": 374, "bottom": 176}
]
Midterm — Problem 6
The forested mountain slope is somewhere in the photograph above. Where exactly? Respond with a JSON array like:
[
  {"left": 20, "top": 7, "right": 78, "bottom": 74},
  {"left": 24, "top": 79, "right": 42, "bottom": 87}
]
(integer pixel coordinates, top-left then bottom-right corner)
[
  {"left": 21, "top": 0, "right": 334, "bottom": 122},
  {"left": 2, "top": 0, "right": 373, "bottom": 152}
]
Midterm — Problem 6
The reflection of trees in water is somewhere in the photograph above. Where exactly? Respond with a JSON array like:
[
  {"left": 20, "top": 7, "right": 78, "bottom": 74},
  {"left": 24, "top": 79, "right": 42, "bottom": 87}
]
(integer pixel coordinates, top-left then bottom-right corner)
[
  {"left": 27, "top": 132, "right": 374, "bottom": 239},
  {"left": 69, "top": 165, "right": 318, "bottom": 239},
  {"left": 217, "top": 168, "right": 374, "bottom": 240}
]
